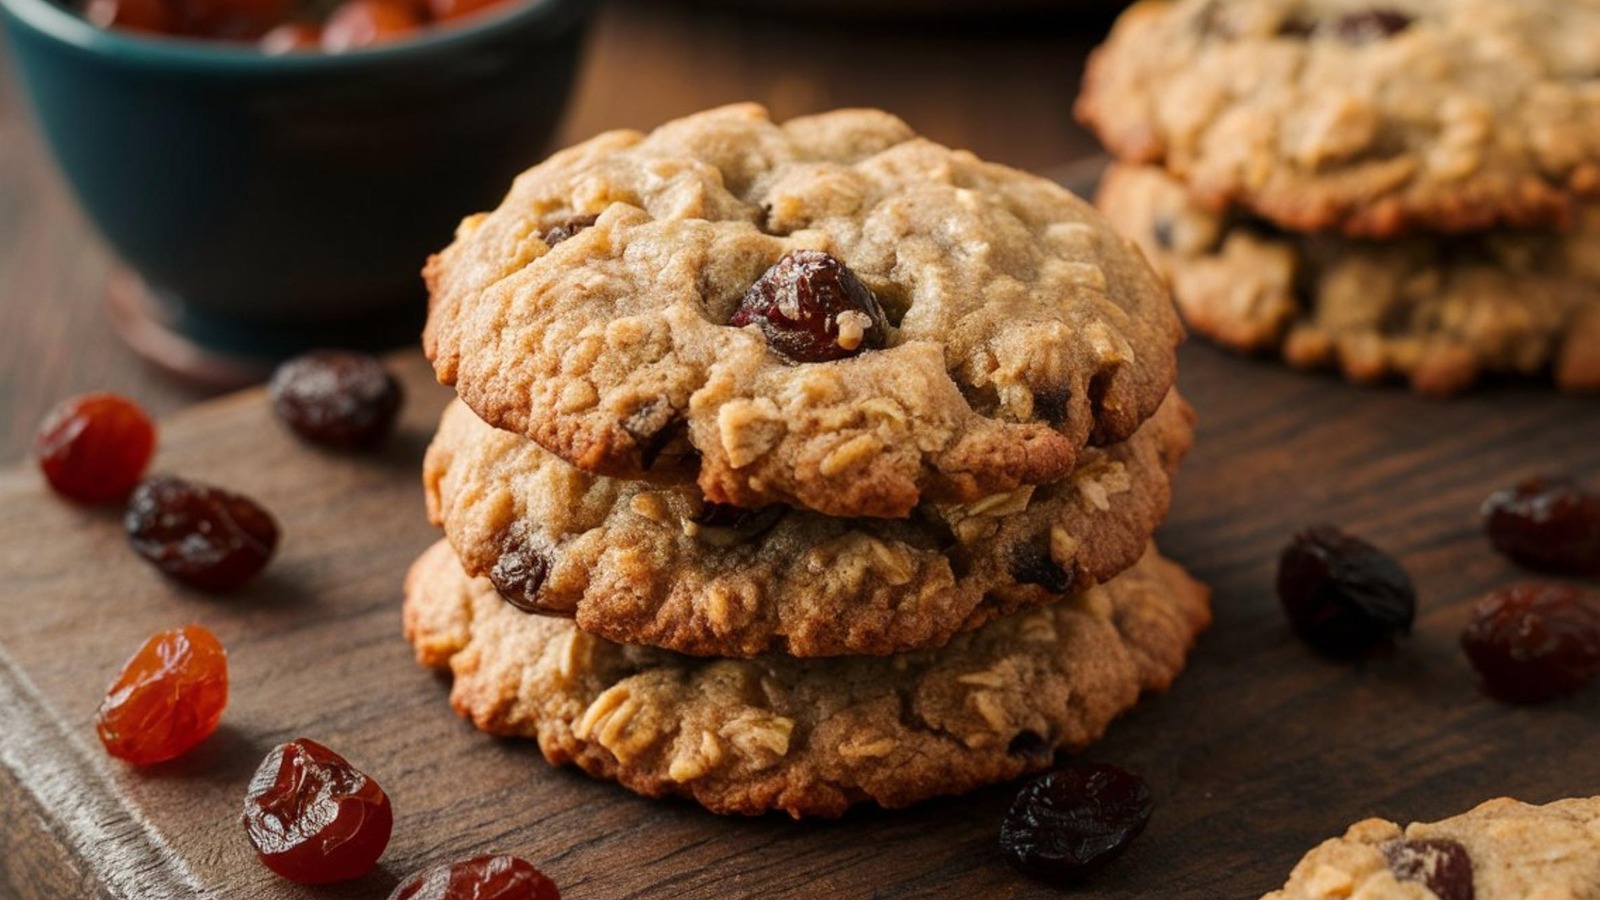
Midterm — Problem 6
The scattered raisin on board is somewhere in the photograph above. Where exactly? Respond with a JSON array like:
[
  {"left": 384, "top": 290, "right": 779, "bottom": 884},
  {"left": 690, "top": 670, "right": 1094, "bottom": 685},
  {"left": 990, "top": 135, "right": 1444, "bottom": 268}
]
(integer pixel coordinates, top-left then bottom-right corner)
[
  {"left": 242, "top": 738, "right": 393, "bottom": 884},
  {"left": 125, "top": 475, "right": 280, "bottom": 592},
  {"left": 96, "top": 625, "right": 228, "bottom": 765},
  {"left": 269, "top": 350, "right": 403, "bottom": 450},
  {"left": 34, "top": 392, "right": 156, "bottom": 505},
  {"left": 1276, "top": 525, "right": 1416, "bottom": 657},
  {"left": 1461, "top": 582, "right": 1600, "bottom": 703},
  {"left": 999, "top": 762, "right": 1152, "bottom": 885},
  {"left": 1481, "top": 477, "right": 1600, "bottom": 578}
]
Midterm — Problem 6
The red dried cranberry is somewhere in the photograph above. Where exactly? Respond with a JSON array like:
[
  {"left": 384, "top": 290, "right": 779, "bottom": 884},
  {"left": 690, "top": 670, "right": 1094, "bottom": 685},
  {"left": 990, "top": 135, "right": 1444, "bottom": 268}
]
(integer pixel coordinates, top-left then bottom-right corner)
[
  {"left": 34, "top": 393, "right": 156, "bottom": 505},
  {"left": 1332, "top": 10, "right": 1412, "bottom": 42},
  {"left": 96, "top": 625, "right": 228, "bottom": 766},
  {"left": 269, "top": 351, "right": 403, "bottom": 450},
  {"left": 490, "top": 542, "right": 559, "bottom": 615},
  {"left": 242, "top": 738, "right": 393, "bottom": 884},
  {"left": 1000, "top": 762, "right": 1152, "bottom": 885},
  {"left": 730, "top": 250, "right": 889, "bottom": 363},
  {"left": 124, "top": 476, "right": 279, "bottom": 592},
  {"left": 389, "top": 855, "right": 561, "bottom": 900},
  {"left": 1461, "top": 582, "right": 1600, "bottom": 703},
  {"left": 542, "top": 215, "right": 598, "bottom": 247},
  {"left": 1277, "top": 526, "right": 1415, "bottom": 657},
  {"left": 1481, "top": 477, "right": 1600, "bottom": 578},
  {"left": 1381, "top": 838, "right": 1474, "bottom": 900}
]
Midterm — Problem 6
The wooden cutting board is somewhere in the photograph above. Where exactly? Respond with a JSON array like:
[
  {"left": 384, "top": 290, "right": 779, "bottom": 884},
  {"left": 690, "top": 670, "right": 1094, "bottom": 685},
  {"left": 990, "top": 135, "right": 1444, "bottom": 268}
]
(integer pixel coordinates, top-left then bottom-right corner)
[{"left": 2, "top": 346, "right": 1597, "bottom": 899}]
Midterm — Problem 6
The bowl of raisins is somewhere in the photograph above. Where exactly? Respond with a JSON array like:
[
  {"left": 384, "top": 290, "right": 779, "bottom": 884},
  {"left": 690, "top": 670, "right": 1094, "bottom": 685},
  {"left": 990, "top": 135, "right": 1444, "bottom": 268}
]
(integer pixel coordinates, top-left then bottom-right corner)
[{"left": 0, "top": 0, "right": 592, "bottom": 361}]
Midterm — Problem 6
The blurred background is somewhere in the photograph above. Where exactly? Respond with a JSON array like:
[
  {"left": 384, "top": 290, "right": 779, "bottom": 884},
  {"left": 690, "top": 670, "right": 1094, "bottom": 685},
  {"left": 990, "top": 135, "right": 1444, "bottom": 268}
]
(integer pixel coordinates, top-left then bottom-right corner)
[{"left": 0, "top": 0, "right": 1125, "bottom": 460}]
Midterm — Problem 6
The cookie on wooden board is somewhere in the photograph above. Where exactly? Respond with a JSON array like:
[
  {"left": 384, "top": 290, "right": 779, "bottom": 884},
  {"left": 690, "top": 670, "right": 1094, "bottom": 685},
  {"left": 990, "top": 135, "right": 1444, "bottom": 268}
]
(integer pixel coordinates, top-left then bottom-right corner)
[{"left": 403, "top": 539, "right": 1211, "bottom": 818}]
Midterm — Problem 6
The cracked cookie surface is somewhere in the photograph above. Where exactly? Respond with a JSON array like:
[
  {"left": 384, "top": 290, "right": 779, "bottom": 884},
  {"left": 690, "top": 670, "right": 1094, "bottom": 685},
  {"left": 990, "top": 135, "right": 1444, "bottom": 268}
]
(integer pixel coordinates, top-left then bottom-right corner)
[
  {"left": 1078, "top": 0, "right": 1600, "bottom": 237},
  {"left": 1264, "top": 796, "right": 1600, "bottom": 899},
  {"left": 403, "top": 540, "right": 1210, "bottom": 818},
  {"left": 1098, "top": 163, "right": 1600, "bottom": 396},
  {"left": 423, "top": 103, "right": 1180, "bottom": 519},
  {"left": 424, "top": 392, "right": 1192, "bottom": 658}
]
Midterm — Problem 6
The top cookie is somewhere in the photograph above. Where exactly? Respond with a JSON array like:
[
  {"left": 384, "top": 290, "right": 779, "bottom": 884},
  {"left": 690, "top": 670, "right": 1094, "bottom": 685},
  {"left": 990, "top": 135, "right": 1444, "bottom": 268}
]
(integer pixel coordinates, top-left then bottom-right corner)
[
  {"left": 1264, "top": 796, "right": 1600, "bottom": 899},
  {"left": 424, "top": 104, "right": 1180, "bottom": 519},
  {"left": 1077, "top": 0, "right": 1600, "bottom": 237}
]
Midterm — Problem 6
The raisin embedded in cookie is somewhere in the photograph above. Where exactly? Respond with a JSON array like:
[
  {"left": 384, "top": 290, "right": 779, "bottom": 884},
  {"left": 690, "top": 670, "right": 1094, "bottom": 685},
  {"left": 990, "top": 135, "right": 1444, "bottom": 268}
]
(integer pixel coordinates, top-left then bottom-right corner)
[
  {"left": 1096, "top": 163, "right": 1600, "bottom": 397},
  {"left": 1077, "top": 0, "right": 1600, "bottom": 237},
  {"left": 423, "top": 392, "right": 1193, "bottom": 658},
  {"left": 402, "top": 540, "right": 1211, "bottom": 818},
  {"left": 423, "top": 103, "right": 1180, "bottom": 519},
  {"left": 1264, "top": 796, "right": 1600, "bottom": 899}
]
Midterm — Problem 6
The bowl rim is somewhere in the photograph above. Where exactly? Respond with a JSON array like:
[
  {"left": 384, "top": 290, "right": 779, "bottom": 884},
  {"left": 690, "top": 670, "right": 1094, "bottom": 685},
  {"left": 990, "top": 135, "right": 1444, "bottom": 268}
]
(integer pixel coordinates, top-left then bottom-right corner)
[{"left": 0, "top": 0, "right": 588, "bottom": 69}]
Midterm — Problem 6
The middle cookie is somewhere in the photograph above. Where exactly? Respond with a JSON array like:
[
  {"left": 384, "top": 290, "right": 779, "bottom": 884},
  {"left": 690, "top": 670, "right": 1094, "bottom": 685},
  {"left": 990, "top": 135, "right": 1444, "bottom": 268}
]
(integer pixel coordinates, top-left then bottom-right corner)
[{"left": 424, "top": 392, "right": 1193, "bottom": 658}]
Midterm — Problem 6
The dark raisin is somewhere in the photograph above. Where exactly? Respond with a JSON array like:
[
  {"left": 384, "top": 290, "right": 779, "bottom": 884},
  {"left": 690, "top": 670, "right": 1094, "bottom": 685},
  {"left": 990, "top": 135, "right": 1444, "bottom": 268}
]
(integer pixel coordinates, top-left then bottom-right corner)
[
  {"left": 269, "top": 351, "right": 402, "bottom": 450},
  {"left": 542, "top": 214, "right": 597, "bottom": 247},
  {"left": 34, "top": 392, "right": 156, "bottom": 505},
  {"left": 1380, "top": 838, "right": 1475, "bottom": 900},
  {"left": 389, "top": 855, "right": 562, "bottom": 900},
  {"left": 1006, "top": 730, "right": 1052, "bottom": 762},
  {"left": 1012, "top": 542, "right": 1074, "bottom": 595},
  {"left": 690, "top": 502, "right": 787, "bottom": 546},
  {"left": 242, "top": 738, "right": 392, "bottom": 884},
  {"left": 1032, "top": 388, "right": 1071, "bottom": 427},
  {"left": 1331, "top": 10, "right": 1412, "bottom": 42},
  {"left": 1277, "top": 526, "right": 1415, "bottom": 657},
  {"left": 1481, "top": 477, "right": 1600, "bottom": 577},
  {"left": 1461, "top": 582, "right": 1600, "bottom": 704},
  {"left": 490, "top": 543, "right": 560, "bottom": 615},
  {"left": 999, "top": 763, "right": 1152, "bottom": 885},
  {"left": 125, "top": 475, "right": 279, "bottom": 591},
  {"left": 730, "top": 250, "right": 889, "bottom": 364}
]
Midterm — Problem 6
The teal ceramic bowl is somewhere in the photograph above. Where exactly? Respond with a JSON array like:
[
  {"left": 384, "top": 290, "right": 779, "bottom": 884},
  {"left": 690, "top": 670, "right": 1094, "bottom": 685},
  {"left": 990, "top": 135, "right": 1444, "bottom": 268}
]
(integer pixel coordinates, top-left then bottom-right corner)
[{"left": 0, "top": 0, "right": 593, "bottom": 359}]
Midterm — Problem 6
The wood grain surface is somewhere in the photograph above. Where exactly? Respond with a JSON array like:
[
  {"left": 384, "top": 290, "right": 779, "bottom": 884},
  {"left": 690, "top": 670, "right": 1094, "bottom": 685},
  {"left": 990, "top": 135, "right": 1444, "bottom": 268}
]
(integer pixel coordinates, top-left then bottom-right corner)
[{"left": 1, "top": 346, "right": 1597, "bottom": 899}]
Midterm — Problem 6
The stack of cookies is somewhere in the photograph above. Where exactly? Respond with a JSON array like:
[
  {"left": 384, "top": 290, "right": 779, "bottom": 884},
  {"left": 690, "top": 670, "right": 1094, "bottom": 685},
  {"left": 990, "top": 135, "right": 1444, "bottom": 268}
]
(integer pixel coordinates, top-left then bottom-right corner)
[
  {"left": 401, "top": 104, "right": 1211, "bottom": 817},
  {"left": 1078, "top": 0, "right": 1600, "bottom": 397}
]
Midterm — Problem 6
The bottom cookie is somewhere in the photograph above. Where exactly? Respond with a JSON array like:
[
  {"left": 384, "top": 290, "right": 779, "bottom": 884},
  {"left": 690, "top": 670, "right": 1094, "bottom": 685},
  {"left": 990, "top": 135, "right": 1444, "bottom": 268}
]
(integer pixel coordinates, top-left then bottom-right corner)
[
  {"left": 1097, "top": 164, "right": 1600, "bottom": 397},
  {"left": 1265, "top": 796, "right": 1600, "bottom": 899},
  {"left": 403, "top": 539, "right": 1210, "bottom": 818}
]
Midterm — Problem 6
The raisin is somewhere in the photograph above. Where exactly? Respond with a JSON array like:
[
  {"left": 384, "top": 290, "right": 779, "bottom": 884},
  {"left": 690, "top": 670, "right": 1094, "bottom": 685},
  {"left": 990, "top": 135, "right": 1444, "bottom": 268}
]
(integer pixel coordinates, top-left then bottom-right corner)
[
  {"left": 1381, "top": 838, "right": 1474, "bottom": 900},
  {"left": 999, "top": 763, "right": 1152, "bottom": 885},
  {"left": 490, "top": 543, "right": 559, "bottom": 615},
  {"left": 1481, "top": 477, "right": 1600, "bottom": 577},
  {"left": 125, "top": 476, "right": 279, "bottom": 592},
  {"left": 96, "top": 625, "right": 228, "bottom": 765},
  {"left": 693, "top": 501, "right": 785, "bottom": 532},
  {"left": 1032, "top": 388, "right": 1071, "bottom": 427},
  {"left": 1012, "top": 542, "right": 1074, "bottom": 595},
  {"left": 389, "top": 855, "right": 562, "bottom": 900},
  {"left": 242, "top": 738, "right": 393, "bottom": 884},
  {"left": 1461, "top": 582, "right": 1600, "bottom": 703},
  {"left": 1331, "top": 10, "right": 1412, "bottom": 42},
  {"left": 542, "top": 214, "right": 598, "bottom": 247},
  {"left": 730, "top": 250, "right": 890, "bottom": 363},
  {"left": 34, "top": 393, "right": 156, "bottom": 505},
  {"left": 1277, "top": 526, "right": 1415, "bottom": 657},
  {"left": 269, "top": 351, "right": 403, "bottom": 450}
]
